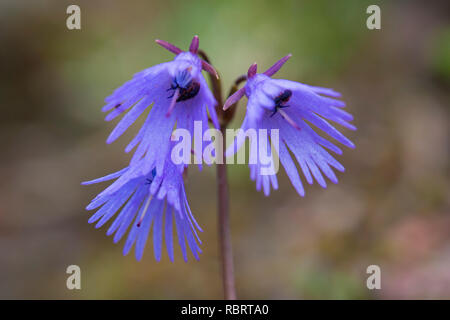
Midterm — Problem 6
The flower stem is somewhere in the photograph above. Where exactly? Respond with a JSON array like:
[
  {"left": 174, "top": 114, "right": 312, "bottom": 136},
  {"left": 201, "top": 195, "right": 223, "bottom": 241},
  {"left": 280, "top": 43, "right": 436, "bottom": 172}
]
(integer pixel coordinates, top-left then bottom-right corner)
[
  {"left": 198, "top": 50, "right": 237, "bottom": 299},
  {"left": 216, "top": 131, "right": 236, "bottom": 300}
]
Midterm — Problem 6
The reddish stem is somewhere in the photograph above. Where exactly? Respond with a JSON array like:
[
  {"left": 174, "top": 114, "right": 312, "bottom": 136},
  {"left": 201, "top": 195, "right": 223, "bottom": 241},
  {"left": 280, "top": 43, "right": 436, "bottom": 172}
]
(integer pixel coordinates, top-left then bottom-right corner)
[{"left": 199, "top": 50, "right": 237, "bottom": 300}]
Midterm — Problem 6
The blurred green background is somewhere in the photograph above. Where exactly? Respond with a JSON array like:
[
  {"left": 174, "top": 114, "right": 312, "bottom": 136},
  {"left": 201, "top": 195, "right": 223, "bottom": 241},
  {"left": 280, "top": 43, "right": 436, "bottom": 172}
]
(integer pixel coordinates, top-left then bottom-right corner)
[{"left": 0, "top": 0, "right": 449, "bottom": 299}]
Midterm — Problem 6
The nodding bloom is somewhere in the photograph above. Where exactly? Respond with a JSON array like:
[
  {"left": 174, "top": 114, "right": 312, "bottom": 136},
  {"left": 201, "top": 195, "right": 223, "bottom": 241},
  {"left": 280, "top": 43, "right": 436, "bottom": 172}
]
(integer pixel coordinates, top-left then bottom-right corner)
[
  {"left": 223, "top": 55, "right": 356, "bottom": 196},
  {"left": 102, "top": 35, "right": 218, "bottom": 175},
  {"left": 82, "top": 148, "right": 202, "bottom": 262}
]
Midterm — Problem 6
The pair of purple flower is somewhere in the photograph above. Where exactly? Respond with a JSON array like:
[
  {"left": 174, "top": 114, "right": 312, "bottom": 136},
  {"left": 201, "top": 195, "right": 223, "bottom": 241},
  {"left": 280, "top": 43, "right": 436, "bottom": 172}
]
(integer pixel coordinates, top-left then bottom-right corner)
[{"left": 83, "top": 36, "right": 355, "bottom": 262}]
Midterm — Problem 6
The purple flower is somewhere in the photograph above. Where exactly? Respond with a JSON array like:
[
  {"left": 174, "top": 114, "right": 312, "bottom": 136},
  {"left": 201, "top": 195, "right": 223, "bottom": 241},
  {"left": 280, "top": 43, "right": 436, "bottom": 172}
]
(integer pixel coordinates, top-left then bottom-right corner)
[
  {"left": 224, "top": 55, "right": 355, "bottom": 196},
  {"left": 102, "top": 36, "right": 218, "bottom": 175},
  {"left": 82, "top": 149, "right": 201, "bottom": 262}
]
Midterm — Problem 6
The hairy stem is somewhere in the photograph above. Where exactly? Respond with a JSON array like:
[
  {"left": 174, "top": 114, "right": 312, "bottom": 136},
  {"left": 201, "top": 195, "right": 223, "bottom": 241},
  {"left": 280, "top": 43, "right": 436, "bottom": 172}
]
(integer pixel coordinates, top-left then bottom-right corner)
[{"left": 198, "top": 50, "right": 237, "bottom": 300}]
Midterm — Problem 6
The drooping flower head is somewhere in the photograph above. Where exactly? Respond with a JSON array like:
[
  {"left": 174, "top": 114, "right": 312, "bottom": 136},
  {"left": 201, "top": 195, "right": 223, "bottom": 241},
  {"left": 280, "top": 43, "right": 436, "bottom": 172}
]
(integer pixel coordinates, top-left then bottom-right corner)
[
  {"left": 102, "top": 36, "right": 219, "bottom": 176},
  {"left": 82, "top": 144, "right": 201, "bottom": 262},
  {"left": 224, "top": 55, "right": 356, "bottom": 196}
]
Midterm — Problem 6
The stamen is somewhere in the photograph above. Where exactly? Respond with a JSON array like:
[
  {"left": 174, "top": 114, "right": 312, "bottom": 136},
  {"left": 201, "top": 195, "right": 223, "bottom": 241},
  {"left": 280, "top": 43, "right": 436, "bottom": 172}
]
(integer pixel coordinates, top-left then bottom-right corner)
[
  {"left": 166, "top": 88, "right": 180, "bottom": 117},
  {"left": 137, "top": 195, "right": 153, "bottom": 227},
  {"left": 278, "top": 109, "right": 301, "bottom": 131}
]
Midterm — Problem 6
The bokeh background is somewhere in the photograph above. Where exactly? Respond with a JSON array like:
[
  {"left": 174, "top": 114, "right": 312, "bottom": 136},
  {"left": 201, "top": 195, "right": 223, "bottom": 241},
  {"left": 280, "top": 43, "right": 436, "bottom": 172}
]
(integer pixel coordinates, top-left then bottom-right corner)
[{"left": 0, "top": 0, "right": 449, "bottom": 299}]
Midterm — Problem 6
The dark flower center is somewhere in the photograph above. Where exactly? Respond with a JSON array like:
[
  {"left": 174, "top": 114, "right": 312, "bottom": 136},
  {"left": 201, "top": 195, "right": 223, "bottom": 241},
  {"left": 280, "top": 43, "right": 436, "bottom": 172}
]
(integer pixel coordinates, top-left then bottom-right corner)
[
  {"left": 270, "top": 89, "right": 292, "bottom": 117},
  {"left": 167, "top": 69, "right": 200, "bottom": 102},
  {"left": 144, "top": 168, "right": 157, "bottom": 185},
  {"left": 176, "top": 81, "right": 200, "bottom": 102}
]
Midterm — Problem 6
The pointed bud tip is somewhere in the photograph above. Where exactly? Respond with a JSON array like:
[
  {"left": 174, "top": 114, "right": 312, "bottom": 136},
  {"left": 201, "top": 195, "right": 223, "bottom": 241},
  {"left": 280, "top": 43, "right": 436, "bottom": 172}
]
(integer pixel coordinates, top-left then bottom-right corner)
[
  {"left": 263, "top": 54, "right": 292, "bottom": 77},
  {"left": 223, "top": 87, "right": 246, "bottom": 110},
  {"left": 284, "top": 54, "right": 293, "bottom": 63},
  {"left": 201, "top": 60, "right": 219, "bottom": 79},
  {"left": 155, "top": 39, "right": 183, "bottom": 55},
  {"left": 247, "top": 63, "right": 258, "bottom": 78},
  {"left": 189, "top": 35, "right": 199, "bottom": 54}
]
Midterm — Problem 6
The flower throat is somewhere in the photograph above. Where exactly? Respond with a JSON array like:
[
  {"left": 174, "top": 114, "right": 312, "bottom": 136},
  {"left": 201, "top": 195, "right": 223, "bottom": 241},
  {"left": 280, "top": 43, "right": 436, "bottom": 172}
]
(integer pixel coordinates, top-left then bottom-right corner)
[{"left": 167, "top": 68, "right": 200, "bottom": 102}]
